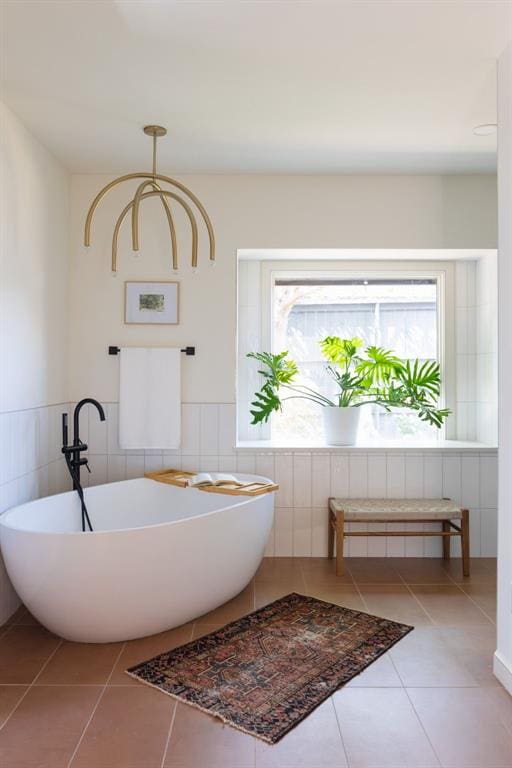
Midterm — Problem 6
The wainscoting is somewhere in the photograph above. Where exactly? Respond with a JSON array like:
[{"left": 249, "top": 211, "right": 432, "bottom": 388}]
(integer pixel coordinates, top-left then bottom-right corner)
[
  {"left": 77, "top": 402, "right": 498, "bottom": 560},
  {"left": 0, "top": 399, "right": 498, "bottom": 624}
]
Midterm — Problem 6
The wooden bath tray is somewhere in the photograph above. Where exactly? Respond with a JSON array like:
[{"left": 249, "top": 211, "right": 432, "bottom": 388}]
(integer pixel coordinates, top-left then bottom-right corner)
[{"left": 144, "top": 468, "right": 278, "bottom": 496}]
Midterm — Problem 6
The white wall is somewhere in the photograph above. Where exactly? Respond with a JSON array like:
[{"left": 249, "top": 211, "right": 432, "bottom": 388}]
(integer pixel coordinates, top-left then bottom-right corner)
[
  {"left": 0, "top": 102, "right": 71, "bottom": 622},
  {"left": 69, "top": 173, "right": 497, "bottom": 404},
  {"left": 495, "top": 43, "right": 512, "bottom": 695}
]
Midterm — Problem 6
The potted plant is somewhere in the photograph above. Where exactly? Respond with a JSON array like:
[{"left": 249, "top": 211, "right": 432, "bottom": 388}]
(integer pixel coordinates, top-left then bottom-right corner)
[{"left": 248, "top": 336, "right": 450, "bottom": 445}]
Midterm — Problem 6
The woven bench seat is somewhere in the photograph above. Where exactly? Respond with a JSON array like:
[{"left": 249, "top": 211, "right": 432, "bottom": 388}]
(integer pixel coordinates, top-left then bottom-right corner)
[{"left": 328, "top": 497, "right": 470, "bottom": 577}]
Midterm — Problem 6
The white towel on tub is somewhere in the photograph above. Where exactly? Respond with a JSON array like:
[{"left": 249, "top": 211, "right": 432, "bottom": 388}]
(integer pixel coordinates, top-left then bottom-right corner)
[{"left": 119, "top": 347, "right": 181, "bottom": 449}]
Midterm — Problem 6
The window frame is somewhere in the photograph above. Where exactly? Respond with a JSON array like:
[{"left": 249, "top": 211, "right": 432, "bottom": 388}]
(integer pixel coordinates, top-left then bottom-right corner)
[{"left": 259, "top": 259, "right": 456, "bottom": 441}]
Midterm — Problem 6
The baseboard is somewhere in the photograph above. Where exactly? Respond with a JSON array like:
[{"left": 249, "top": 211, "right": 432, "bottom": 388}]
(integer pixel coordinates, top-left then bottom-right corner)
[{"left": 493, "top": 651, "right": 512, "bottom": 695}]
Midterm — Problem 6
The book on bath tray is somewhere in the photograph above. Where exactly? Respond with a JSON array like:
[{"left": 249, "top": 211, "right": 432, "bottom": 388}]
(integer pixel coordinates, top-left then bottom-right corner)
[{"left": 187, "top": 473, "right": 250, "bottom": 488}]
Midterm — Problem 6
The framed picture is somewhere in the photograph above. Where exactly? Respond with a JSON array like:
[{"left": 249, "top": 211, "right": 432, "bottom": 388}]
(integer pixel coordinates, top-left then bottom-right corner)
[{"left": 125, "top": 281, "right": 179, "bottom": 325}]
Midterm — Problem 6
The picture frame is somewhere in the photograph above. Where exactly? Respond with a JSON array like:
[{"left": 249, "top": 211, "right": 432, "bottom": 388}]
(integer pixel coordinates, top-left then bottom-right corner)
[{"left": 124, "top": 281, "right": 179, "bottom": 325}]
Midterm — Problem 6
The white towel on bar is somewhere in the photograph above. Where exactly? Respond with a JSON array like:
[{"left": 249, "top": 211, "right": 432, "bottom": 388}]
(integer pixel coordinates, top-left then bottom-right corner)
[{"left": 119, "top": 347, "right": 181, "bottom": 449}]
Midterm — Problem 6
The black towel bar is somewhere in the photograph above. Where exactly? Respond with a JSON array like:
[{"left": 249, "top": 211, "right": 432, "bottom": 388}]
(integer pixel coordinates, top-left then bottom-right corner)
[{"left": 108, "top": 346, "right": 195, "bottom": 356}]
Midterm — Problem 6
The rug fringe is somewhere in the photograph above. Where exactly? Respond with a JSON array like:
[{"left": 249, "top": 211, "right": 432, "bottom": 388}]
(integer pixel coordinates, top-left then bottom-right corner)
[{"left": 124, "top": 670, "right": 275, "bottom": 744}]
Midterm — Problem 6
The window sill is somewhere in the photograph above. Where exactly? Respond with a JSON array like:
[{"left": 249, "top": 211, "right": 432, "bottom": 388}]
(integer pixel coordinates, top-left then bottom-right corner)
[{"left": 235, "top": 439, "right": 497, "bottom": 453}]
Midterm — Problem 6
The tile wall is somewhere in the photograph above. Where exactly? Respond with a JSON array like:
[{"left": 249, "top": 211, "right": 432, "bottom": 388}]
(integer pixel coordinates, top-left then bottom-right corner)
[
  {"left": 78, "top": 402, "right": 498, "bottom": 560},
  {"left": 0, "top": 404, "right": 71, "bottom": 622}
]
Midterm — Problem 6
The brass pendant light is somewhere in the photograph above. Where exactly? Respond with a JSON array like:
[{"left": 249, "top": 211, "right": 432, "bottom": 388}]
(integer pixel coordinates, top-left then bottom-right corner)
[{"left": 84, "top": 125, "right": 215, "bottom": 272}]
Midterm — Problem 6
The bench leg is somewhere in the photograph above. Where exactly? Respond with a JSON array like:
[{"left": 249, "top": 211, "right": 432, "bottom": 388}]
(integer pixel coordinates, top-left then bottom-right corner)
[
  {"left": 461, "top": 509, "right": 470, "bottom": 577},
  {"left": 328, "top": 499, "right": 335, "bottom": 559},
  {"left": 442, "top": 521, "right": 451, "bottom": 560},
  {"left": 336, "top": 510, "right": 345, "bottom": 576}
]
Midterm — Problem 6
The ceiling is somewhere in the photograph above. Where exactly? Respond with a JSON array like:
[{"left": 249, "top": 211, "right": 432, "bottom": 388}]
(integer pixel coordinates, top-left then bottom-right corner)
[{"left": 1, "top": 0, "right": 510, "bottom": 174}]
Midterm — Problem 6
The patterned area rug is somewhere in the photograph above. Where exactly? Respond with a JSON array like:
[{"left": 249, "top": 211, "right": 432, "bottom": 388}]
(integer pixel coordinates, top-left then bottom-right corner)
[{"left": 126, "top": 593, "right": 413, "bottom": 743}]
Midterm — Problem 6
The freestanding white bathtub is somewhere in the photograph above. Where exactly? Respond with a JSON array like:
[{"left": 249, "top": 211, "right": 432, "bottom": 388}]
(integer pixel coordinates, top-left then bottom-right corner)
[{"left": 0, "top": 475, "right": 274, "bottom": 643}]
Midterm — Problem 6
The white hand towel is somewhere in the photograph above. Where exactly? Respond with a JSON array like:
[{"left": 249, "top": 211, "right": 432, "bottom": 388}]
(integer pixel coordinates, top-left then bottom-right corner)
[{"left": 119, "top": 347, "right": 181, "bottom": 449}]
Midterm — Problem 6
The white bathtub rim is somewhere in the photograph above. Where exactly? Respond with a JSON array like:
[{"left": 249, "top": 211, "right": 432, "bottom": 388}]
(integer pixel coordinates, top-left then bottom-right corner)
[{"left": 0, "top": 475, "right": 274, "bottom": 537}]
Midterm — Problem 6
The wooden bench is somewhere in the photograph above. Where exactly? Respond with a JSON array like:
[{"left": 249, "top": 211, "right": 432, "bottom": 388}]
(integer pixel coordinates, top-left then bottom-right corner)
[{"left": 328, "top": 498, "right": 470, "bottom": 577}]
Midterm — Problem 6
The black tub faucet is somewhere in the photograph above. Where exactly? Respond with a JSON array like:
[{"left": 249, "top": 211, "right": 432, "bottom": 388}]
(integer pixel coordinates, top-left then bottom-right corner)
[{"left": 62, "top": 399, "right": 106, "bottom": 489}]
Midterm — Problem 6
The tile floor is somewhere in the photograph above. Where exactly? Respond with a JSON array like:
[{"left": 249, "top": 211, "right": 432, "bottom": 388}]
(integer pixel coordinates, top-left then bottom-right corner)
[{"left": 0, "top": 557, "right": 510, "bottom": 768}]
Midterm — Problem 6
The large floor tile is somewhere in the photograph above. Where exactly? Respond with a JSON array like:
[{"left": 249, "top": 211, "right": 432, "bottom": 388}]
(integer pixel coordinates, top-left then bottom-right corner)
[
  {"left": 345, "top": 653, "right": 403, "bottom": 687},
  {"left": 358, "top": 584, "right": 433, "bottom": 626},
  {"left": 0, "top": 685, "right": 27, "bottom": 728},
  {"left": 256, "top": 558, "right": 303, "bottom": 582},
  {"left": 0, "top": 626, "right": 61, "bottom": 684},
  {"left": 410, "top": 585, "right": 492, "bottom": 625},
  {"left": 110, "top": 623, "right": 193, "bottom": 684},
  {"left": 458, "top": 583, "right": 496, "bottom": 620},
  {"left": 164, "top": 702, "right": 256, "bottom": 767},
  {"left": 389, "top": 627, "right": 479, "bottom": 687},
  {"left": 255, "top": 580, "right": 307, "bottom": 609},
  {"left": 346, "top": 557, "right": 403, "bottom": 585},
  {"left": 300, "top": 557, "right": 355, "bottom": 586},
  {"left": 255, "top": 698, "right": 347, "bottom": 767},
  {"left": 442, "top": 558, "right": 497, "bottom": 585},
  {"left": 393, "top": 557, "right": 455, "bottom": 584},
  {"left": 37, "top": 640, "right": 123, "bottom": 685},
  {"left": 408, "top": 686, "right": 512, "bottom": 767},
  {"left": 71, "top": 685, "right": 175, "bottom": 768},
  {"left": 0, "top": 685, "right": 101, "bottom": 768},
  {"left": 333, "top": 687, "right": 438, "bottom": 767},
  {"left": 303, "top": 585, "right": 366, "bottom": 612},
  {"left": 199, "top": 583, "right": 255, "bottom": 624}
]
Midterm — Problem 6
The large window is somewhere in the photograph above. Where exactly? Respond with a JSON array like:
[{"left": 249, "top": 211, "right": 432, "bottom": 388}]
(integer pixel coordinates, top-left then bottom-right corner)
[
  {"left": 271, "top": 276, "right": 440, "bottom": 442},
  {"left": 237, "top": 259, "right": 456, "bottom": 445}
]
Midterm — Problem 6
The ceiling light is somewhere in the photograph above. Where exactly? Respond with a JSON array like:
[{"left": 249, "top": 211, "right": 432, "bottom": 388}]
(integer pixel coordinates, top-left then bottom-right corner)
[
  {"left": 473, "top": 124, "right": 497, "bottom": 136},
  {"left": 84, "top": 126, "right": 215, "bottom": 273}
]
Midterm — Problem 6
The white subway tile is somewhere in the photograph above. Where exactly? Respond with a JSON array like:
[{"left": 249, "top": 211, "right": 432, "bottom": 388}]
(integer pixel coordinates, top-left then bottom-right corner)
[
  {"left": 367, "top": 523, "right": 387, "bottom": 556},
  {"left": 455, "top": 261, "right": 468, "bottom": 308},
  {"left": 311, "top": 454, "right": 331, "bottom": 507},
  {"left": 386, "top": 455, "right": 405, "bottom": 498},
  {"left": 349, "top": 454, "right": 368, "bottom": 498},
  {"left": 479, "top": 455, "right": 498, "bottom": 507},
  {"left": 181, "top": 404, "right": 200, "bottom": 455},
  {"left": 37, "top": 407, "right": 49, "bottom": 468},
  {"left": 293, "top": 508, "right": 312, "bottom": 556},
  {"left": 442, "top": 455, "right": 462, "bottom": 503},
  {"left": 461, "top": 455, "right": 480, "bottom": 508},
  {"left": 0, "top": 413, "right": 12, "bottom": 485},
  {"left": 218, "top": 455, "right": 236, "bottom": 472},
  {"left": 87, "top": 403, "right": 107, "bottom": 454},
  {"left": 367, "top": 455, "right": 387, "bottom": 498},
  {"left": 199, "top": 456, "right": 219, "bottom": 472},
  {"left": 264, "top": 523, "right": 275, "bottom": 557},
  {"left": 348, "top": 522, "right": 368, "bottom": 556},
  {"left": 405, "top": 455, "right": 423, "bottom": 498},
  {"left": 293, "top": 454, "right": 312, "bottom": 507},
  {"left": 274, "top": 454, "right": 293, "bottom": 507},
  {"left": 386, "top": 523, "right": 405, "bottom": 556},
  {"left": 469, "top": 509, "right": 481, "bottom": 557},
  {"left": 180, "top": 455, "right": 200, "bottom": 472},
  {"left": 255, "top": 454, "right": 275, "bottom": 482},
  {"left": 405, "top": 523, "right": 424, "bottom": 557},
  {"left": 108, "top": 455, "right": 126, "bottom": 482},
  {"left": 480, "top": 508, "right": 498, "bottom": 557},
  {"left": 144, "top": 454, "right": 163, "bottom": 474},
  {"left": 312, "top": 507, "right": 329, "bottom": 557},
  {"left": 218, "top": 404, "right": 236, "bottom": 454},
  {"left": 330, "top": 454, "right": 349, "bottom": 498},
  {"left": 200, "top": 404, "right": 219, "bottom": 455},
  {"left": 236, "top": 454, "right": 256, "bottom": 474},
  {"left": 423, "top": 454, "right": 443, "bottom": 497},
  {"left": 88, "top": 455, "right": 107, "bottom": 487},
  {"left": 274, "top": 507, "right": 293, "bottom": 556},
  {"left": 126, "top": 455, "right": 145, "bottom": 480},
  {"left": 107, "top": 403, "right": 122, "bottom": 454},
  {"left": 423, "top": 522, "right": 443, "bottom": 557}
]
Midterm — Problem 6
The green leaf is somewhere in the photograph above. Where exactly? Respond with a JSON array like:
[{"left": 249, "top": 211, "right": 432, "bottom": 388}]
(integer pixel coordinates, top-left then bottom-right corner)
[
  {"left": 319, "top": 336, "right": 364, "bottom": 365},
  {"left": 355, "top": 346, "right": 404, "bottom": 386}
]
